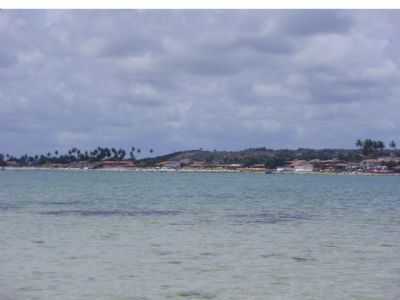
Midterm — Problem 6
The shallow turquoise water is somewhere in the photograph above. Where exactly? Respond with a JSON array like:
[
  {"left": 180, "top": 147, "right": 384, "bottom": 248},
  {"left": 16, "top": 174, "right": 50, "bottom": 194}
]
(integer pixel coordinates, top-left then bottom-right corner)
[{"left": 0, "top": 170, "right": 399, "bottom": 299}]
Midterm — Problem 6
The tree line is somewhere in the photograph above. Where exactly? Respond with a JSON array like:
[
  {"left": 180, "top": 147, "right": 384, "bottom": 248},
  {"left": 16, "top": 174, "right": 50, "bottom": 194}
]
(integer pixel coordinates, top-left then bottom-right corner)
[
  {"left": 0, "top": 146, "right": 154, "bottom": 166},
  {"left": 355, "top": 139, "right": 396, "bottom": 156},
  {"left": 1, "top": 139, "right": 398, "bottom": 168}
]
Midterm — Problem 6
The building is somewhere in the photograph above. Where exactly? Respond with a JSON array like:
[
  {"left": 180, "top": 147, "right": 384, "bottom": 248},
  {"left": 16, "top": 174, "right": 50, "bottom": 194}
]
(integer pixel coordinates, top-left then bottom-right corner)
[
  {"left": 294, "top": 163, "right": 314, "bottom": 173},
  {"left": 288, "top": 160, "right": 314, "bottom": 172},
  {"left": 275, "top": 167, "right": 294, "bottom": 173},
  {"left": 159, "top": 161, "right": 182, "bottom": 169},
  {"left": 188, "top": 161, "right": 208, "bottom": 168},
  {"left": 99, "top": 160, "right": 136, "bottom": 168}
]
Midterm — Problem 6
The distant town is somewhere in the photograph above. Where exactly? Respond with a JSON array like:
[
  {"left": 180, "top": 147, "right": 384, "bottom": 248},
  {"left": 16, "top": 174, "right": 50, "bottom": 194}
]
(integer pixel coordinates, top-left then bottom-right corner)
[{"left": 1, "top": 139, "right": 400, "bottom": 175}]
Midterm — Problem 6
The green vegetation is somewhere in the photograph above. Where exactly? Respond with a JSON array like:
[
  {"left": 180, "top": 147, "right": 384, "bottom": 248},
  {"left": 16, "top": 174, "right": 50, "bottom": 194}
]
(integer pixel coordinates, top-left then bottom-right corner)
[
  {"left": 0, "top": 139, "right": 398, "bottom": 168},
  {"left": 0, "top": 146, "right": 151, "bottom": 166},
  {"left": 355, "top": 139, "right": 386, "bottom": 156}
]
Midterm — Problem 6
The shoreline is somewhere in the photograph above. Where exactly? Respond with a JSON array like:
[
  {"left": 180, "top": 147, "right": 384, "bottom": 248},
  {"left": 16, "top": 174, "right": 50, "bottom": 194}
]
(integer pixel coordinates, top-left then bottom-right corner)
[{"left": 2, "top": 166, "right": 399, "bottom": 176}]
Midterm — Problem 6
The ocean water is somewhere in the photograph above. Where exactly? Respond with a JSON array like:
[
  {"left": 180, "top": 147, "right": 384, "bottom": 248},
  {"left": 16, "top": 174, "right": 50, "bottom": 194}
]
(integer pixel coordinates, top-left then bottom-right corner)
[{"left": 0, "top": 170, "right": 399, "bottom": 300}]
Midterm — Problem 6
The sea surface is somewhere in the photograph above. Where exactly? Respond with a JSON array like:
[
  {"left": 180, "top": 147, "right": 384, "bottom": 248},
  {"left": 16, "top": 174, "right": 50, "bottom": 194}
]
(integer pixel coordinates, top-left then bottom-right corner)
[{"left": 0, "top": 170, "right": 399, "bottom": 300}]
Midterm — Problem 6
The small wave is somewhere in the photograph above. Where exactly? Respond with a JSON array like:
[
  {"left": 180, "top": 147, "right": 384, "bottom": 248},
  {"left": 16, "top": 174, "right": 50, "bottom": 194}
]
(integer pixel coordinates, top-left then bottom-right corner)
[
  {"left": 381, "top": 243, "right": 394, "bottom": 247},
  {"left": 167, "top": 260, "right": 182, "bottom": 265},
  {"left": 231, "top": 211, "right": 311, "bottom": 224},
  {"left": 0, "top": 203, "right": 17, "bottom": 211},
  {"left": 260, "top": 253, "right": 284, "bottom": 259},
  {"left": 292, "top": 256, "right": 316, "bottom": 262},
  {"left": 153, "top": 250, "right": 173, "bottom": 256},
  {"left": 43, "top": 200, "right": 83, "bottom": 206},
  {"left": 32, "top": 240, "right": 45, "bottom": 244},
  {"left": 175, "top": 290, "right": 216, "bottom": 299},
  {"left": 199, "top": 252, "right": 217, "bottom": 256},
  {"left": 41, "top": 209, "right": 182, "bottom": 217}
]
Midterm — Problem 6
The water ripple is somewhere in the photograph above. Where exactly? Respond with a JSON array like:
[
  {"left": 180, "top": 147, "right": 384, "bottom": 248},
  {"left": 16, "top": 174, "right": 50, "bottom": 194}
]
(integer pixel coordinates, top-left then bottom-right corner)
[
  {"left": 175, "top": 290, "right": 216, "bottom": 299},
  {"left": 0, "top": 203, "right": 17, "bottom": 211},
  {"left": 40, "top": 209, "right": 182, "bottom": 217},
  {"left": 231, "top": 210, "right": 312, "bottom": 224}
]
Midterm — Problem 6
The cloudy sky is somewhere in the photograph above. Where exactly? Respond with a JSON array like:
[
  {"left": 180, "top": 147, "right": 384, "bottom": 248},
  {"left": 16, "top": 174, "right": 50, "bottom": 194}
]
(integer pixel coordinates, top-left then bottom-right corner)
[{"left": 1, "top": 10, "right": 399, "bottom": 155}]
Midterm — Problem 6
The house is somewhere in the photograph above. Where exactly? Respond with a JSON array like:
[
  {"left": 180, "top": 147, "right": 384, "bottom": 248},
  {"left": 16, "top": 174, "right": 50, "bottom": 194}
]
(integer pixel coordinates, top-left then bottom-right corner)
[
  {"left": 159, "top": 161, "right": 182, "bottom": 169},
  {"left": 159, "top": 159, "right": 193, "bottom": 169},
  {"left": 224, "top": 163, "right": 242, "bottom": 170},
  {"left": 360, "top": 159, "right": 389, "bottom": 173},
  {"left": 189, "top": 161, "right": 208, "bottom": 168},
  {"left": 311, "top": 159, "right": 348, "bottom": 172},
  {"left": 5, "top": 161, "right": 19, "bottom": 167},
  {"left": 289, "top": 160, "right": 308, "bottom": 167},
  {"left": 99, "top": 160, "right": 136, "bottom": 168},
  {"left": 275, "top": 166, "right": 294, "bottom": 173},
  {"left": 360, "top": 159, "right": 381, "bottom": 170},
  {"left": 251, "top": 164, "right": 266, "bottom": 169},
  {"left": 294, "top": 163, "right": 314, "bottom": 173},
  {"left": 287, "top": 160, "right": 314, "bottom": 172}
]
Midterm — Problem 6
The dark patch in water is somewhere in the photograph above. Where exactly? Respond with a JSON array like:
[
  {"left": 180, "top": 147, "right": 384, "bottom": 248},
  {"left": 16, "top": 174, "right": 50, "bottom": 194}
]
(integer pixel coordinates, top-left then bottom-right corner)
[
  {"left": 323, "top": 242, "right": 338, "bottom": 248},
  {"left": 41, "top": 209, "right": 182, "bottom": 217},
  {"left": 44, "top": 200, "right": 83, "bottom": 206},
  {"left": 260, "top": 253, "right": 284, "bottom": 259},
  {"left": 67, "top": 256, "right": 80, "bottom": 260},
  {"left": 100, "top": 233, "right": 119, "bottom": 240},
  {"left": 200, "top": 252, "right": 217, "bottom": 257},
  {"left": 167, "top": 260, "right": 182, "bottom": 265},
  {"left": 0, "top": 203, "right": 17, "bottom": 211},
  {"left": 160, "top": 284, "right": 171, "bottom": 289},
  {"left": 381, "top": 243, "right": 394, "bottom": 248},
  {"left": 154, "top": 250, "right": 173, "bottom": 256},
  {"left": 232, "top": 211, "right": 311, "bottom": 225},
  {"left": 292, "top": 256, "right": 316, "bottom": 262},
  {"left": 176, "top": 290, "right": 216, "bottom": 299},
  {"left": 32, "top": 240, "right": 45, "bottom": 244}
]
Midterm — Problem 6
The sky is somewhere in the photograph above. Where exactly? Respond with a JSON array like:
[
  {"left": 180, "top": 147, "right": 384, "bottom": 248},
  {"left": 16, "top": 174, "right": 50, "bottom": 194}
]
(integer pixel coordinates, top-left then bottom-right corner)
[{"left": 1, "top": 10, "right": 399, "bottom": 156}]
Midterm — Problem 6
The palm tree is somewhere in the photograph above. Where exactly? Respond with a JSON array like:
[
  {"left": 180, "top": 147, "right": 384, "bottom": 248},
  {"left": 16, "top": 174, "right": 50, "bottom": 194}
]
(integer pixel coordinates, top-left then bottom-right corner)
[
  {"left": 129, "top": 151, "right": 136, "bottom": 161},
  {"left": 377, "top": 141, "right": 385, "bottom": 152},
  {"left": 117, "top": 148, "right": 126, "bottom": 160},
  {"left": 389, "top": 140, "right": 396, "bottom": 150},
  {"left": 111, "top": 148, "right": 118, "bottom": 160},
  {"left": 356, "top": 139, "right": 363, "bottom": 149}
]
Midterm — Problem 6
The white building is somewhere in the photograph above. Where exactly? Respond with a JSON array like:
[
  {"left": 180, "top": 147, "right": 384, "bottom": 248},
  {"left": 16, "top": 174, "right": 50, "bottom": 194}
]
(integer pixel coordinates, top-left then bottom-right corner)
[{"left": 294, "top": 164, "right": 314, "bottom": 173}]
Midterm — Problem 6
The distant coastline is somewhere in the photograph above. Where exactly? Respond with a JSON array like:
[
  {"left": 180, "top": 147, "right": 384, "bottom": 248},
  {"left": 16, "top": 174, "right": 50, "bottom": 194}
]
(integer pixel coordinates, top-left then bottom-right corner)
[
  {"left": 2, "top": 139, "right": 400, "bottom": 175},
  {"left": 2, "top": 166, "right": 400, "bottom": 176}
]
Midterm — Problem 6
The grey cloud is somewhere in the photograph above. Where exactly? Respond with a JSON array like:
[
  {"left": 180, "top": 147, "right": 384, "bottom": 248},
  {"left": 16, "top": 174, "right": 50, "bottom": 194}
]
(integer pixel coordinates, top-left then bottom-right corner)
[
  {"left": 0, "top": 10, "right": 399, "bottom": 155},
  {"left": 0, "top": 49, "right": 17, "bottom": 68},
  {"left": 280, "top": 10, "right": 353, "bottom": 36},
  {"left": 236, "top": 35, "right": 294, "bottom": 54},
  {"left": 99, "top": 35, "right": 164, "bottom": 58}
]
